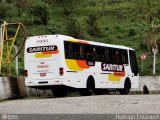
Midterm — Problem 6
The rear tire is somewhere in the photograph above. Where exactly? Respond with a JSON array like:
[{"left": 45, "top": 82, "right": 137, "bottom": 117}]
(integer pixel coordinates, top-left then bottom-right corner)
[
  {"left": 119, "top": 79, "right": 131, "bottom": 95},
  {"left": 79, "top": 77, "right": 95, "bottom": 96},
  {"left": 52, "top": 86, "right": 67, "bottom": 97}
]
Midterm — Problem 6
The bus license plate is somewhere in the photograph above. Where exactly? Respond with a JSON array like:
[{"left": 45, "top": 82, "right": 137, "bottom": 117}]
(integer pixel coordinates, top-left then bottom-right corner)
[{"left": 40, "top": 73, "right": 46, "bottom": 77}]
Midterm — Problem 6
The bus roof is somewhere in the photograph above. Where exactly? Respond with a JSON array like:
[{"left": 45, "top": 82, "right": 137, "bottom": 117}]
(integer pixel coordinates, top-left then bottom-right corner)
[
  {"left": 59, "top": 35, "right": 134, "bottom": 51},
  {"left": 27, "top": 34, "right": 134, "bottom": 51}
]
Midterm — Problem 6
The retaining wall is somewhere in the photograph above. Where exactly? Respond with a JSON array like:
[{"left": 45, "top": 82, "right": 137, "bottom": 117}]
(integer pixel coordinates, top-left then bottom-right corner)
[
  {"left": 131, "top": 76, "right": 160, "bottom": 93},
  {"left": 0, "top": 77, "right": 12, "bottom": 100},
  {"left": 0, "top": 76, "right": 160, "bottom": 100}
]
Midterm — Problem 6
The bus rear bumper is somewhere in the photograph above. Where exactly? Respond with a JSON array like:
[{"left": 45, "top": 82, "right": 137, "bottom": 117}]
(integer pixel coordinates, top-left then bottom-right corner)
[{"left": 25, "top": 78, "right": 66, "bottom": 87}]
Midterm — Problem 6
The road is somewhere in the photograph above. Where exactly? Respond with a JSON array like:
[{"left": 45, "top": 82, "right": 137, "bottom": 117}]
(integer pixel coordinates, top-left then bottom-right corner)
[{"left": 0, "top": 95, "right": 160, "bottom": 114}]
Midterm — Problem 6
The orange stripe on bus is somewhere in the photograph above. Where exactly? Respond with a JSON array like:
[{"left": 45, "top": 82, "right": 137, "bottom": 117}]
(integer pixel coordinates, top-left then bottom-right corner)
[
  {"left": 113, "top": 72, "right": 125, "bottom": 77},
  {"left": 78, "top": 41, "right": 89, "bottom": 44},
  {"left": 76, "top": 60, "right": 90, "bottom": 69},
  {"left": 42, "top": 50, "right": 59, "bottom": 54}
]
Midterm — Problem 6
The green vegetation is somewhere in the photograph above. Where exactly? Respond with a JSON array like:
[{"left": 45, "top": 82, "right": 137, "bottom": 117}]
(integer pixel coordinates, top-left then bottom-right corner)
[{"left": 0, "top": 0, "right": 160, "bottom": 76}]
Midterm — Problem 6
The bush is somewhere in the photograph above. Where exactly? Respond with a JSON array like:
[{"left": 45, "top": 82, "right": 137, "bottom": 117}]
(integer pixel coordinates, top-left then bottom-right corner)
[
  {"left": 86, "top": 13, "right": 101, "bottom": 37},
  {"left": 128, "top": 28, "right": 136, "bottom": 37},
  {"left": 29, "top": 1, "right": 49, "bottom": 25},
  {"left": 88, "top": 0, "right": 96, "bottom": 7},
  {"left": 107, "top": 0, "right": 121, "bottom": 5},
  {"left": 56, "top": 0, "right": 75, "bottom": 16},
  {"left": 0, "top": 2, "right": 17, "bottom": 21},
  {"left": 45, "top": 22, "right": 66, "bottom": 35},
  {"left": 65, "top": 17, "right": 82, "bottom": 38}
]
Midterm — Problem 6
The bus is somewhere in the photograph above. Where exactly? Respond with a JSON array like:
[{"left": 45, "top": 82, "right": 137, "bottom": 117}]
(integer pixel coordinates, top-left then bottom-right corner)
[{"left": 24, "top": 35, "right": 139, "bottom": 97}]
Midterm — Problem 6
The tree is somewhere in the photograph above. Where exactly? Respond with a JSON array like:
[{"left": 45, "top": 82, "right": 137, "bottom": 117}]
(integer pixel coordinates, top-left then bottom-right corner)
[
  {"left": 43, "top": 0, "right": 56, "bottom": 5},
  {"left": 0, "top": 1, "right": 17, "bottom": 21},
  {"left": 139, "top": 0, "right": 160, "bottom": 54},
  {"left": 65, "top": 17, "right": 81, "bottom": 38},
  {"left": 139, "top": 0, "right": 160, "bottom": 74},
  {"left": 29, "top": 1, "right": 49, "bottom": 25},
  {"left": 15, "top": 0, "right": 30, "bottom": 16},
  {"left": 56, "top": 0, "right": 74, "bottom": 16},
  {"left": 0, "top": 2, "right": 10, "bottom": 20},
  {"left": 88, "top": 0, "right": 96, "bottom": 7},
  {"left": 86, "top": 13, "right": 101, "bottom": 37}
]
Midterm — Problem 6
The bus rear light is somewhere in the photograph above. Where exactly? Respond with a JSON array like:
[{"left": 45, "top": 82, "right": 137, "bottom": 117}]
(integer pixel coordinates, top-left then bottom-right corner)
[
  {"left": 24, "top": 70, "right": 28, "bottom": 77},
  {"left": 59, "top": 68, "right": 64, "bottom": 76}
]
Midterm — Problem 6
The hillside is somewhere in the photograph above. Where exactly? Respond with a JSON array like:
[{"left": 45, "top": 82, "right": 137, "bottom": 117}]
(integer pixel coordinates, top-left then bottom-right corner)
[{"left": 0, "top": 0, "right": 160, "bottom": 76}]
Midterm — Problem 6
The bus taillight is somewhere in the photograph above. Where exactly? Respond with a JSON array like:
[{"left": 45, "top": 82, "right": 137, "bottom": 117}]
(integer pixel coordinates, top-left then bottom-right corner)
[
  {"left": 24, "top": 70, "right": 28, "bottom": 77},
  {"left": 59, "top": 68, "right": 64, "bottom": 76}
]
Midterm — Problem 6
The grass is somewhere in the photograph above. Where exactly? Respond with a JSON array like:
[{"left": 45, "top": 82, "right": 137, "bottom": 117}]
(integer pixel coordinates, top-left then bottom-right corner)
[{"left": 1, "top": 0, "right": 160, "bottom": 76}]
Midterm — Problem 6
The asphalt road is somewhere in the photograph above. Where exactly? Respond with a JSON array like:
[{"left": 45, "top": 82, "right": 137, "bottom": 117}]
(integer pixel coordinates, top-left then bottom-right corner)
[
  {"left": 1, "top": 95, "right": 160, "bottom": 114},
  {"left": 0, "top": 95, "right": 160, "bottom": 120}
]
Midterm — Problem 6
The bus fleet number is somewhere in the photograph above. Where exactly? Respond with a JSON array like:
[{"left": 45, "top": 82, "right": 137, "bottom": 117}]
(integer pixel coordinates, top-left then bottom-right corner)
[{"left": 37, "top": 39, "right": 48, "bottom": 43}]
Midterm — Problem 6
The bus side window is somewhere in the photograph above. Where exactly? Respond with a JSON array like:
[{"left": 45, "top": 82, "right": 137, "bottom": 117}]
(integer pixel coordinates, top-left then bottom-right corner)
[
  {"left": 121, "top": 50, "right": 128, "bottom": 64},
  {"left": 80, "top": 45, "right": 83, "bottom": 58},
  {"left": 64, "top": 42, "right": 73, "bottom": 58},
  {"left": 119, "top": 50, "right": 123, "bottom": 64},
  {"left": 92, "top": 47, "right": 96, "bottom": 59},
  {"left": 105, "top": 48, "right": 113, "bottom": 63},
  {"left": 96, "top": 47, "right": 105, "bottom": 61},
  {"left": 72, "top": 43, "right": 84, "bottom": 59},
  {"left": 87, "top": 49, "right": 94, "bottom": 59},
  {"left": 113, "top": 49, "right": 119, "bottom": 64},
  {"left": 84, "top": 45, "right": 96, "bottom": 60}
]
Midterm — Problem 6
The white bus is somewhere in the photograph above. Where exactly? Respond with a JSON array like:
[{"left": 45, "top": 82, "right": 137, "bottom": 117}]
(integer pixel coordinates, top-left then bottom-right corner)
[{"left": 24, "top": 35, "right": 139, "bottom": 97}]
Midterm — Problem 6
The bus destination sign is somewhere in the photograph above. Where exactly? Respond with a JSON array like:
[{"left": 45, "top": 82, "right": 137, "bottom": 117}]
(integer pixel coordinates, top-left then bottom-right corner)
[{"left": 27, "top": 45, "right": 57, "bottom": 53}]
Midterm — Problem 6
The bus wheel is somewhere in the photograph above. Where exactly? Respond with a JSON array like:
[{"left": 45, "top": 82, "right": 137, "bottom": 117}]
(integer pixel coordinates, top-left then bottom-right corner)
[
  {"left": 119, "top": 79, "right": 131, "bottom": 95},
  {"left": 52, "top": 86, "right": 67, "bottom": 97},
  {"left": 79, "top": 77, "right": 95, "bottom": 96}
]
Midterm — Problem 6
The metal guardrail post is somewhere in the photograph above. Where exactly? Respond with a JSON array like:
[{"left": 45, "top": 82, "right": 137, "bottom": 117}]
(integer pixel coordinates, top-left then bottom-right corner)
[
  {"left": 0, "top": 21, "right": 26, "bottom": 75},
  {"left": 13, "top": 45, "right": 18, "bottom": 76}
]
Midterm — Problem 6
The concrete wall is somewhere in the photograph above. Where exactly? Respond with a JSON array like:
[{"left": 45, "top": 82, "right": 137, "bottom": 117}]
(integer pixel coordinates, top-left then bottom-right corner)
[
  {"left": 131, "top": 76, "right": 160, "bottom": 93},
  {"left": 0, "top": 77, "right": 12, "bottom": 100},
  {"left": 0, "top": 77, "right": 53, "bottom": 100},
  {"left": 0, "top": 76, "right": 160, "bottom": 100}
]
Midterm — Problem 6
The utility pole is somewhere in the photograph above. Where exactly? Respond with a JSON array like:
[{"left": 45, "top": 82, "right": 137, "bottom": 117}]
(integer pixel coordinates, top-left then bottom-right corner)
[{"left": 152, "top": 48, "right": 158, "bottom": 75}]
